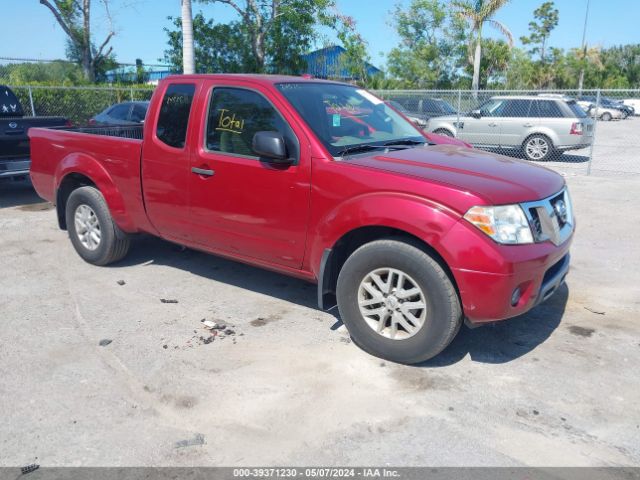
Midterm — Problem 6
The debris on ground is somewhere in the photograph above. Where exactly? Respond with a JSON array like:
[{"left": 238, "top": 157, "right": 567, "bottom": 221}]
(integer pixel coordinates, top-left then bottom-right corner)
[
  {"left": 201, "top": 319, "right": 217, "bottom": 329},
  {"left": 98, "top": 339, "right": 112, "bottom": 347},
  {"left": 200, "top": 336, "right": 214, "bottom": 345},
  {"left": 162, "top": 344, "right": 168, "bottom": 349},
  {"left": 174, "top": 433, "right": 205, "bottom": 448},
  {"left": 116, "top": 280, "right": 126, "bottom": 286},
  {"left": 584, "top": 306, "right": 605, "bottom": 315},
  {"left": 340, "top": 336, "right": 352, "bottom": 344},
  {"left": 160, "top": 299, "right": 178, "bottom": 304},
  {"left": 21, "top": 464, "right": 39, "bottom": 475}
]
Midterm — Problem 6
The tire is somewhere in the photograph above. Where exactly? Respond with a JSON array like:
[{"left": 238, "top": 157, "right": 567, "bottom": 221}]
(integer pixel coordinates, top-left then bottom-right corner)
[
  {"left": 600, "top": 112, "right": 612, "bottom": 121},
  {"left": 336, "top": 239, "right": 462, "bottom": 364},
  {"left": 65, "top": 186, "right": 130, "bottom": 266},
  {"left": 621, "top": 111, "right": 628, "bottom": 119},
  {"left": 433, "top": 128, "right": 454, "bottom": 137},
  {"left": 522, "top": 134, "right": 554, "bottom": 161}
]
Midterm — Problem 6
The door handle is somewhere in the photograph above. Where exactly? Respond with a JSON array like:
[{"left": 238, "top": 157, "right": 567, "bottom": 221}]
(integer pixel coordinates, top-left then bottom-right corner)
[
  {"left": 488, "top": 122, "right": 498, "bottom": 127},
  {"left": 191, "top": 167, "right": 215, "bottom": 177},
  {"left": 523, "top": 123, "right": 533, "bottom": 127}
]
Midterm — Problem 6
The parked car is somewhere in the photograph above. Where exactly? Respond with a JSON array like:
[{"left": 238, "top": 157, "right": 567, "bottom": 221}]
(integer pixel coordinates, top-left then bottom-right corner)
[
  {"left": 577, "top": 95, "right": 631, "bottom": 119},
  {"left": 622, "top": 99, "right": 640, "bottom": 115},
  {"left": 29, "top": 75, "right": 573, "bottom": 364},
  {"left": 576, "top": 100, "right": 624, "bottom": 121},
  {"left": 0, "top": 85, "right": 69, "bottom": 179},
  {"left": 390, "top": 96, "right": 457, "bottom": 122},
  {"left": 427, "top": 95, "right": 594, "bottom": 161},
  {"left": 88, "top": 101, "right": 149, "bottom": 126},
  {"left": 386, "top": 100, "right": 427, "bottom": 128}
]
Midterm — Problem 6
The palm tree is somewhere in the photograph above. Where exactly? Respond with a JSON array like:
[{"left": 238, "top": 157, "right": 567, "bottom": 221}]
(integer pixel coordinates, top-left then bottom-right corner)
[
  {"left": 452, "top": 0, "right": 513, "bottom": 93},
  {"left": 181, "top": 0, "right": 195, "bottom": 74}
]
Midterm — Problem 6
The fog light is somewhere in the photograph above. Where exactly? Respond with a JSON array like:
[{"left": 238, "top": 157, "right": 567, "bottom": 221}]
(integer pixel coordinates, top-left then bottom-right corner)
[{"left": 511, "top": 287, "right": 522, "bottom": 307}]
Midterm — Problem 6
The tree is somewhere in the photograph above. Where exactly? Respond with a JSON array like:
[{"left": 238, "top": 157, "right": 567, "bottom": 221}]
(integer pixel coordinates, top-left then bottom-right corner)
[
  {"left": 39, "top": 0, "right": 116, "bottom": 82},
  {"left": 197, "top": 0, "right": 333, "bottom": 73},
  {"left": 520, "top": 1, "right": 559, "bottom": 63},
  {"left": 181, "top": 0, "right": 196, "bottom": 74},
  {"left": 387, "top": 0, "right": 467, "bottom": 88},
  {"left": 162, "top": 14, "right": 252, "bottom": 73},
  {"left": 451, "top": 0, "right": 513, "bottom": 93}
]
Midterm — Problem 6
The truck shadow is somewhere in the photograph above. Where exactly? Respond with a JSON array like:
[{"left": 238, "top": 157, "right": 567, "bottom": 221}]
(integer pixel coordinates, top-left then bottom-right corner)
[
  {"left": 420, "top": 283, "right": 568, "bottom": 367},
  {"left": 117, "top": 236, "right": 566, "bottom": 365},
  {"left": 116, "top": 235, "right": 325, "bottom": 314},
  {"left": 0, "top": 178, "right": 48, "bottom": 209}
]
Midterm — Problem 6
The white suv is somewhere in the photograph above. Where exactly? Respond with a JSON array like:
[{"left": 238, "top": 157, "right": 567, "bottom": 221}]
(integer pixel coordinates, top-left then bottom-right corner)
[{"left": 427, "top": 96, "right": 595, "bottom": 161}]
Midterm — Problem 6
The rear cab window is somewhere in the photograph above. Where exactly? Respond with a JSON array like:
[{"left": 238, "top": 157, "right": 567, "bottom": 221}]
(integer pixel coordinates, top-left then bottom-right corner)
[{"left": 156, "top": 84, "right": 196, "bottom": 148}]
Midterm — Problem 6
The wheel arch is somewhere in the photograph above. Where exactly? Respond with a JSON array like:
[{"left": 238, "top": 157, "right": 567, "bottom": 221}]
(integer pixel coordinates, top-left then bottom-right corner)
[
  {"left": 54, "top": 152, "right": 135, "bottom": 232},
  {"left": 318, "top": 225, "right": 460, "bottom": 311}
]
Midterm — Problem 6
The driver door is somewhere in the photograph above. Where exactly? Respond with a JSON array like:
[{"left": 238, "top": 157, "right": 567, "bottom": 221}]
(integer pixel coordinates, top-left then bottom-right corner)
[
  {"left": 187, "top": 83, "right": 311, "bottom": 269},
  {"left": 459, "top": 99, "right": 504, "bottom": 147}
]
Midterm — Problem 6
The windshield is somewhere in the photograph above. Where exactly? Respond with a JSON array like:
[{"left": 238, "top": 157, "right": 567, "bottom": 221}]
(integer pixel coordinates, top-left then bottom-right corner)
[{"left": 276, "top": 82, "right": 424, "bottom": 157}]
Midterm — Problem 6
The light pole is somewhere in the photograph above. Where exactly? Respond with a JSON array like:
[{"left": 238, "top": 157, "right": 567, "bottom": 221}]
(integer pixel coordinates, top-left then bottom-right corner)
[{"left": 578, "top": 0, "right": 591, "bottom": 92}]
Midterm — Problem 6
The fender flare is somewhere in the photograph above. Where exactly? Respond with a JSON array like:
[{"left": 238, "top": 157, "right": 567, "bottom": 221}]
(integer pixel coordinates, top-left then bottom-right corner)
[{"left": 54, "top": 152, "right": 136, "bottom": 232}]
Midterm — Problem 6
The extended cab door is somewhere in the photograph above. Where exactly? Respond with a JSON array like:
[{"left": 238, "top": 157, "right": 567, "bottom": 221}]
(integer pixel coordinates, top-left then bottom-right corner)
[
  {"left": 142, "top": 81, "right": 198, "bottom": 241},
  {"left": 187, "top": 82, "right": 311, "bottom": 269}
]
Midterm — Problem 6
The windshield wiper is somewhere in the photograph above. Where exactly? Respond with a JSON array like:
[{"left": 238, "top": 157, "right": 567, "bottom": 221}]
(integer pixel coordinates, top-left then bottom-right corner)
[
  {"left": 337, "top": 144, "right": 408, "bottom": 159},
  {"left": 383, "top": 139, "right": 425, "bottom": 147}
]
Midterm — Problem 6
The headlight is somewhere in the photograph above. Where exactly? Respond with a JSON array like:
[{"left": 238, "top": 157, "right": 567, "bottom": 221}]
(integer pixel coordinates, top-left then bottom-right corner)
[{"left": 464, "top": 205, "right": 534, "bottom": 244}]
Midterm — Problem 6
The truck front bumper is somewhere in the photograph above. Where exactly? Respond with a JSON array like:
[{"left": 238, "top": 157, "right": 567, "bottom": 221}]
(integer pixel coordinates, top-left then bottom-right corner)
[
  {"left": 442, "top": 219, "right": 573, "bottom": 324},
  {"left": 0, "top": 159, "right": 30, "bottom": 178}
]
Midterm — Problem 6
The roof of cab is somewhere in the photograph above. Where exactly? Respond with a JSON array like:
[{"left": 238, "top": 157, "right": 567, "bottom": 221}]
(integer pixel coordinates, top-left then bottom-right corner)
[{"left": 159, "top": 73, "right": 350, "bottom": 86}]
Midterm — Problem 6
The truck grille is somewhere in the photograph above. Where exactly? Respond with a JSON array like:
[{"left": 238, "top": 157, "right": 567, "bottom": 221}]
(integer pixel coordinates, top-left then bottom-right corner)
[{"left": 521, "top": 189, "right": 574, "bottom": 246}]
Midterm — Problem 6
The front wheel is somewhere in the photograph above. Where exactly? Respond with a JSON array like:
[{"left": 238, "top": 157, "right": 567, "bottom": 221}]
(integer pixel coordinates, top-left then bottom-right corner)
[
  {"left": 336, "top": 239, "right": 462, "bottom": 364},
  {"left": 523, "top": 134, "right": 554, "bottom": 161},
  {"left": 65, "top": 186, "right": 130, "bottom": 266},
  {"left": 600, "top": 112, "right": 612, "bottom": 121}
]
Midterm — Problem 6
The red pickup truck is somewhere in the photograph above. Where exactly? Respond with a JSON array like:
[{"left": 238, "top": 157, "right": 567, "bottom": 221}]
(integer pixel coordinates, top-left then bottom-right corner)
[{"left": 29, "top": 75, "right": 574, "bottom": 364}]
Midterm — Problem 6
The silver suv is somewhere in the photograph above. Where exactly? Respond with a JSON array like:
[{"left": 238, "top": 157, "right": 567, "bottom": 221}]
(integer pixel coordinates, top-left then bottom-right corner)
[{"left": 427, "top": 96, "right": 595, "bottom": 161}]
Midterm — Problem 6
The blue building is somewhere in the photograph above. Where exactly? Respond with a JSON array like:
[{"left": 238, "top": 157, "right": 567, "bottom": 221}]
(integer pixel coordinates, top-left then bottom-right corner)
[
  {"left": 104, "top": 65, "right": 174, "bottom": 84},
  {"left": 301, "top": 46, "right": 381, "bottom": 80}
]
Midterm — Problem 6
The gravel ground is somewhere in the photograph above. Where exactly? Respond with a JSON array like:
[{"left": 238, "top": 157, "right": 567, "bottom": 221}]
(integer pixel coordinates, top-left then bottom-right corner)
[{"left": 0, "top": 172, "right": 639, "bottom": 468}]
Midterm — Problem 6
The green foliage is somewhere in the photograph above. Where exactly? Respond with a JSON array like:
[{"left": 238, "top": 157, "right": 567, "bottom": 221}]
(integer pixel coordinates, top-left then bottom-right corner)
[
  {"left": 162, "top": 14, "right": 252, "bottom": 73},
  {"left": 386, "top": 0, "right": 467, "bottom": 88},
  {"left": 0, "top": 61, "right": 85, "bottom": 85},
  {"left": 520, "top": 1, "right": 559, "bottom": 63},
  {"left": 7, "top": 85, "right": 153, "bottom": 125}
]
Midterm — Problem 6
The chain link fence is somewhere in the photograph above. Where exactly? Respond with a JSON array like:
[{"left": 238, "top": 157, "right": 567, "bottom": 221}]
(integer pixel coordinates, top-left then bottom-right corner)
[
  {"left": 1, "top": 78, "right": 638, "bottom": 176},
  {"left": 375, "top": 89, "right": 640, "bottom": 176},
  {"left": 8, "top": 85, "right": 155, "bottom": 126}
]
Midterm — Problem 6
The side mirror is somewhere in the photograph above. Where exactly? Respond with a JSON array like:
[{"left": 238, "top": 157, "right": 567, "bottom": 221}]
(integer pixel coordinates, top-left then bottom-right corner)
[
  {"left": 252, "top": 131, "right": 290, "bottom": 164},
  {"left": 471, "top": 109, "right": 482, "bottom": 119}
]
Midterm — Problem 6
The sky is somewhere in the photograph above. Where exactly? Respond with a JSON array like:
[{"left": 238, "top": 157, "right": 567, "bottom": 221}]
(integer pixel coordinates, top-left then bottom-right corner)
[{"left": 1, "top": 0, "right": 639, "bottom": 69}]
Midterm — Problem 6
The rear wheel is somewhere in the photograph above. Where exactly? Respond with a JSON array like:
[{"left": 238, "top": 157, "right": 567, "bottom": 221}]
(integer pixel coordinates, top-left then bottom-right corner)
[
  {"left": 433, "top": 128, "right": 454, "bottom": 137},
  {"left": 336, "top": 239, "right": 462, "bottom": 364},
  {"left": 600, "top": 112, "right": 612, "bottom": 121},
  {"left": 65, "top": 186, "right": 130, "bottom": 266},
  {"left": 523, "top": 134, "right": 554, "bottom": 161}
]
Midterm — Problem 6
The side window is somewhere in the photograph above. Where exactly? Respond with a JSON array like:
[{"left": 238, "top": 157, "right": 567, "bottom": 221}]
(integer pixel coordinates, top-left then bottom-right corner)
[
  {"left": 156, "top": 84, "right": 195, "bottom": 148},
  {"left": 109, "top": 104, "right": 131, "bottom": 121},
  {"left": 500, "top": 100, "right": 532, "bottom": 117},
  {"left": 131, "top": 104, "right": 147, "bottom": 123},
  {"left": 536, "top": 100, "right": 564, "bottom": 118},
  {"left": 479, "top": 99, "right": 504, "bottom": 117},
  {"left": 206, "top": 87, "right": 298, "bottom": 161}
]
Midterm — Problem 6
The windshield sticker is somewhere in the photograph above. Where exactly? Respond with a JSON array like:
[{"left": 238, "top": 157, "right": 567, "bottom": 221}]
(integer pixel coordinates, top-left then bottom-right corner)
[
  {"left": 332, "top": 114, "right": 341, "bottom": 127},
  {"left": 216, "top": 108, "right": 245, "bottom": 134},
  {"left": 356, "top": 89, "right": 383, "bottom": 105}
]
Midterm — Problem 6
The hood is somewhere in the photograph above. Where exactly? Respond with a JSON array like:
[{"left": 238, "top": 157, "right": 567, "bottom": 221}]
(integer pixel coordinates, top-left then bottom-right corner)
[{"left": 347, "top": 144, "right": 565, "bottom": 205}]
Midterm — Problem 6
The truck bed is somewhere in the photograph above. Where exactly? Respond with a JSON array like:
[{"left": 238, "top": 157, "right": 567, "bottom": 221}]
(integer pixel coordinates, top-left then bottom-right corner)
[{"left": 29, "top": 124, "right": 147, "bottom": 232}]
